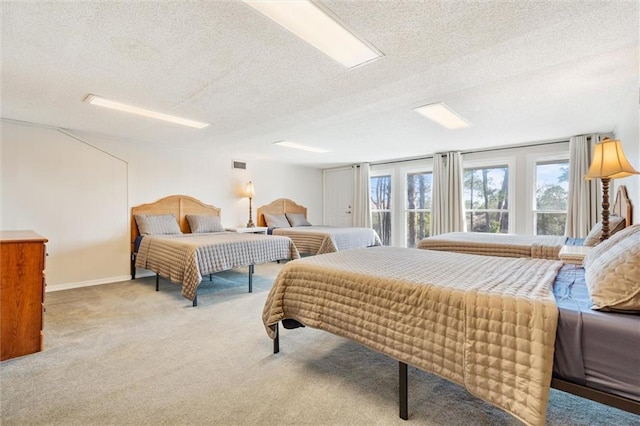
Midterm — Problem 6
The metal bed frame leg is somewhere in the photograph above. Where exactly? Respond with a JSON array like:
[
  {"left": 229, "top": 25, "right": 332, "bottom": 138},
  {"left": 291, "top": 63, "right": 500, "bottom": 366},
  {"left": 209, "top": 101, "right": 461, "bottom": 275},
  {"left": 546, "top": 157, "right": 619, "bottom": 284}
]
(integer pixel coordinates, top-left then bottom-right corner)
[
  {"left": 155, "top": 273, "right": 159, "bottom": 291},
  {"left": 248, "top": 264, "right": 254, "bottom": 293},
  {"left": 192, "top": 292, "right": 198, "bottom": 307},
  {"left": 273, "top": 323, "right": 279, "bottom": 354},
  {"left": 131, "top": 253, "right": 136, "bottom": 280},
  {"left": 399, "top": 362, "right": 408, "bottom": 420}
]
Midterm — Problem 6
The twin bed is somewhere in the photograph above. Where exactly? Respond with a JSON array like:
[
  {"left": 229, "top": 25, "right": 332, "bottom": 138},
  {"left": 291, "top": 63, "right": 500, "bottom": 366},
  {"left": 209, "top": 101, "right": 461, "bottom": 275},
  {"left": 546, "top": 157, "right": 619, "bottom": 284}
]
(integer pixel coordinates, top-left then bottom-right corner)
[
  {"left": 131, "top": 195, "right": 299, "bottom": 306},
  {"left": 417, "top": 186, "right": 632, "bottom": 259},
  {"left": 256, "top": 198, "right": 381, "bottom": 255}
]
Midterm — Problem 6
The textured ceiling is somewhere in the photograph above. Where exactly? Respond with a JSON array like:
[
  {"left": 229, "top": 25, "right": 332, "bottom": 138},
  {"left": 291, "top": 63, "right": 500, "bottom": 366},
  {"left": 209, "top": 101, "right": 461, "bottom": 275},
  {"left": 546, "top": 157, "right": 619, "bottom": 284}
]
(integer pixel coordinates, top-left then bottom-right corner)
[{"left": 2, "top": 1, "right": 638, "bottom": 168}]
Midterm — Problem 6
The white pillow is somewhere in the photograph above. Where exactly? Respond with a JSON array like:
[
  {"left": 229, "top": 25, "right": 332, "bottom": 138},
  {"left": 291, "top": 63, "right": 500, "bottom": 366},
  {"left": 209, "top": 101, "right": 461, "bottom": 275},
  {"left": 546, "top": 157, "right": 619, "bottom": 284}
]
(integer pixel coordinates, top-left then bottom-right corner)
[
  {"left": 286, "top": 212, "right": 312, "bottom": 227},
  {"left": 135, "top": 214, "right": 182, "bottom": 235},
  {"left": 186, "top": 214, "right": 225, "bottom": 233},
  {"left": 263, "top": 213, "right": 291, "bottom": 228},
  {"left": 584, "top": 224, "right": 640, "bottom": 312},
  {"left": 583, "top": 215, "right": 626, "bottom": 246}
]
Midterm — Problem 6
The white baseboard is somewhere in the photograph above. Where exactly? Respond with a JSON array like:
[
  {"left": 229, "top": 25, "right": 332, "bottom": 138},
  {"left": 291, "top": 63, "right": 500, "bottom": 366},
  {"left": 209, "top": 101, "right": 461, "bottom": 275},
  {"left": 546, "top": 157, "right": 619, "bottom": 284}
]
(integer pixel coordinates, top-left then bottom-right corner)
[{"left": 45, "top": 272, "right": 154, "bottom": 292}]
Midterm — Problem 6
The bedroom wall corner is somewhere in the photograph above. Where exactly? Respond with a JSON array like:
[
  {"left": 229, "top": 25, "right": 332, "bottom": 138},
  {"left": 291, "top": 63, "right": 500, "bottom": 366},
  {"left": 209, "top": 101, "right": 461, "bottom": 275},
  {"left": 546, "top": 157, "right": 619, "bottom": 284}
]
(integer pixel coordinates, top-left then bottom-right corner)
[
  {"left": 1, "top": 121, "right": 129, "bottom": 289},
  {"left": 1, "top": 119, "right": 323, "bottom": 289}
]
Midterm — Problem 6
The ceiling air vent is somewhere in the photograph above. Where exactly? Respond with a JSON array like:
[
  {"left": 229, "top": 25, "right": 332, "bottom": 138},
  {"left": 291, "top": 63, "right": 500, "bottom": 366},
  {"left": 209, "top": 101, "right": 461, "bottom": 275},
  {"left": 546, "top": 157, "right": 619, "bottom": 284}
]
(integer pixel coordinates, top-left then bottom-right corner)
[{"left": 232, "top": 160, "right": 247, "bottom": 170}]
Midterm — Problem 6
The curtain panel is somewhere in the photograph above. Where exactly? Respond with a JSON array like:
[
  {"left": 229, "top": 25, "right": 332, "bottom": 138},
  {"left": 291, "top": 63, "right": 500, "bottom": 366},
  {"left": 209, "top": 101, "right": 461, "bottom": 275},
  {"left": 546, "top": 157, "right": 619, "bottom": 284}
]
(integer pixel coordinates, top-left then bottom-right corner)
[
  {"left": 352, "top": 163, "right": 372, "bottom": 227},
  {"left": 565, "top": 134, "right": 599, "bottom": 238},
  {"left": 431, "top": 152, "right": 465, "bottom": 236}
]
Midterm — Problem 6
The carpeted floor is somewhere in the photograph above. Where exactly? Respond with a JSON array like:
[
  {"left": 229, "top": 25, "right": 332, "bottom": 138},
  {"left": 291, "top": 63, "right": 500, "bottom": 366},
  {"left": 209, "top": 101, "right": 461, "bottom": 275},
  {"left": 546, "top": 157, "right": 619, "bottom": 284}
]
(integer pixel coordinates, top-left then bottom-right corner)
[{"left": 1, "top": 262, "right": 637, "bottom": 425}]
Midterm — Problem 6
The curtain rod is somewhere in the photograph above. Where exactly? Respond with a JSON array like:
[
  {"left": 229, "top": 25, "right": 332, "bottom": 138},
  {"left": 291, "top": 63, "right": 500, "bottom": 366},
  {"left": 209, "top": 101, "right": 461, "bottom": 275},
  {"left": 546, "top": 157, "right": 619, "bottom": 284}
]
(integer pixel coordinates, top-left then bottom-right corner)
[
  {"left": 369, "top": 137, "right": 578, "bottom": 167},
  {"left": 460, "top": 138, "right": 570, "bottom": 155}
]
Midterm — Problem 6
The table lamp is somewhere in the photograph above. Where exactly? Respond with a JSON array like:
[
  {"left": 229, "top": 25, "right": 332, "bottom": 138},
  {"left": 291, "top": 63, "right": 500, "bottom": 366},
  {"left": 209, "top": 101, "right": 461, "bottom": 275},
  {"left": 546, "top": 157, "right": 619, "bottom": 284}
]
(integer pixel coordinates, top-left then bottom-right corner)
[
  {"left": 244, "top": 181, "right": 256, "bottom": 228},
  {"left": 585, "top": 138, "right": 639, "bottom": 241}
]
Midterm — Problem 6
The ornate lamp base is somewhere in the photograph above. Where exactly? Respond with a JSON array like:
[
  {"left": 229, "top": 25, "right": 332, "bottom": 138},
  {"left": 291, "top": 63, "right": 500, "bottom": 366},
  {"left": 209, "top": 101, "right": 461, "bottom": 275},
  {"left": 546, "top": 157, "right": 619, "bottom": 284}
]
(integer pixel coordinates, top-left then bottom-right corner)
[{"left": 247, "top": 198, "right": 255, "bottom": 228}]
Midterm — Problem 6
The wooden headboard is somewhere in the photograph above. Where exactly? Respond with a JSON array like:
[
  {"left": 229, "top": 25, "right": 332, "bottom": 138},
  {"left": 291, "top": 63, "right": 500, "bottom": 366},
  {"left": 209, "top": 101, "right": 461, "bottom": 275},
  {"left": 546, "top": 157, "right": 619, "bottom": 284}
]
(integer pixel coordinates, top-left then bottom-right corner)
[
  {"left": 256, "top": 198, "right": 307, "bottom": 227},
  {"left": 612, "top": 185, "right": 633, "bottom": 227},
  {"left": 130, "top": 195, "right": 221, "bottom": 253}
]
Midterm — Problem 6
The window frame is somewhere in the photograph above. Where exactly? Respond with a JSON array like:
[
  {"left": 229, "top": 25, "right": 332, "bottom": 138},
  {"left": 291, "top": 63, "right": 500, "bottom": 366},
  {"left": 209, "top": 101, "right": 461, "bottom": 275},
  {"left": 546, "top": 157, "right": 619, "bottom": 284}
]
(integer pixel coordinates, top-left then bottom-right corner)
[
  {"left": 370, "top": 170, "right": 393, "bottom": 246},
  {"left": 404, "top": 167, "right": 433, "bottom": 248},
  {"left": 529, "top": 155, "right": 570, "bottom": 236},
  {"left": 462, "top": 157, "right": 515, "bottom": 234}
]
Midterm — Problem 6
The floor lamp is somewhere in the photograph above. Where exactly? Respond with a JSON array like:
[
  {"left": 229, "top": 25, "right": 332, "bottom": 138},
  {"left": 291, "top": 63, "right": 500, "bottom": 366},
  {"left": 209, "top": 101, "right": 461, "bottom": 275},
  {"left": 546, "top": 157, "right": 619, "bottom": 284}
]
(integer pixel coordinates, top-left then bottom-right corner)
[
  {"left": 244, "top": 181, "right": 255, "bottom": 228},
  {"left": 585, "top": 138, "right": 639, "bottom": 241}
]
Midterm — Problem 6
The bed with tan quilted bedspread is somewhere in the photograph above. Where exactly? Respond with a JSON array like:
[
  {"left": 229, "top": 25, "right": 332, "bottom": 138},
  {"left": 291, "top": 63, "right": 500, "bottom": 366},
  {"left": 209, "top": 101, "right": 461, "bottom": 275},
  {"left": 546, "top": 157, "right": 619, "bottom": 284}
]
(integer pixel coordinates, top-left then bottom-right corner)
[
  {"left": 272, "top": 226, "right": 381, "bottom": 255},
  {"left": 417, "top": 231, "right": 566, "bottom": 259},
  {"left": 135, "top": 232, "right": 299, "bottom": 300},
  {"left": 262, "top": 246, "right": 563, "bottom": 426}
]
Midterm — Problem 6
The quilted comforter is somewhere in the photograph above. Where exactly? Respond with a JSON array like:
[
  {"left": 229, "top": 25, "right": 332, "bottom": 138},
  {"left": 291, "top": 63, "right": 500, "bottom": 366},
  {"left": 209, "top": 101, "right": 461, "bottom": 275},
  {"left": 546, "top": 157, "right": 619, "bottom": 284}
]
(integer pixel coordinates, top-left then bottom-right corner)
[
  {"left": 262, "top": 246, "right": 563, "bottom": 425},
  {"left": 417, "top": 231, "right": 566, "bottom": 260},
  {"left": 272, "top": 226, "right": 381, "bottom": 255},
  {"left": 135, "top": 232, "right": 299, "bottom": 300}
]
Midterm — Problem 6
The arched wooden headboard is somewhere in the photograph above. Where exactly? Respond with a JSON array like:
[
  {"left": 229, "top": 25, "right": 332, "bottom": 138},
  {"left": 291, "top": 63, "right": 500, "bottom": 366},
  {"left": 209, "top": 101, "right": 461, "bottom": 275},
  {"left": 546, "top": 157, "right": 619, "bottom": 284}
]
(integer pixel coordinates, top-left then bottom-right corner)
[
  {"left": 256, "top": 198, "right": 307, "bottom": 227},
  {"left": 612, "top": 185, "right": 633, "bottom": 227},
  {"left": 130, "top": 195, "right": 221, "bottom": 253}
]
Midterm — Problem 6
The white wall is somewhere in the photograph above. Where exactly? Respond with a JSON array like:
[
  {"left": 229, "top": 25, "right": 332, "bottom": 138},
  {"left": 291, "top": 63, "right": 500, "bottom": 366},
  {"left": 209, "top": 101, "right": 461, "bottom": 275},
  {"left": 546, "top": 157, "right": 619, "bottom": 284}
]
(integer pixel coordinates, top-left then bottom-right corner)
[
  {"left": 1, "top": 120, "right": 322, "bottom": 290},
  {"left": 611, "top": 95, "right": 640, "bottom": 225}
]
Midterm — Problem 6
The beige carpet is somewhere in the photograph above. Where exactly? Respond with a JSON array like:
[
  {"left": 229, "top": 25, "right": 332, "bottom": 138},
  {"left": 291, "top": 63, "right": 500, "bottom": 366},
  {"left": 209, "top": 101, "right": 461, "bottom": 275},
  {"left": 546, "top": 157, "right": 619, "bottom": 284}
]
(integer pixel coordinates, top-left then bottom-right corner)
[{"left": 1, "top": 262, "right": 637, "bottom": 425}]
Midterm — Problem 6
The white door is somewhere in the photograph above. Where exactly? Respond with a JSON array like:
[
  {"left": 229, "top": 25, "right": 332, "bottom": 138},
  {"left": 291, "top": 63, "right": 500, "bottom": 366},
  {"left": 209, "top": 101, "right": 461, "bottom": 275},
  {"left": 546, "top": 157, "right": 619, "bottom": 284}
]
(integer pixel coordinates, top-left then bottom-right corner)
[{"left": 323, "top": 168, "right": 354, "bottom": 226}]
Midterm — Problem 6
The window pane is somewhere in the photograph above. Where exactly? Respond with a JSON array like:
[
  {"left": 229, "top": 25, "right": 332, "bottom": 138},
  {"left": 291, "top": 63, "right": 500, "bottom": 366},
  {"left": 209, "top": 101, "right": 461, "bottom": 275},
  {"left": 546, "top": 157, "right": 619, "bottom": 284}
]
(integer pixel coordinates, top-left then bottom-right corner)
[
  {"left": 370, "top": 175, "right": 392, "bottom": 211},
  {"left": 406, "top": 172, "right": 431, "bottom": 247},
  {"left": 463, "top": 166, "right": 509, "bottom": 233},
  {"left": 466, "top": 212, "right": 509, "bottom": 233},
  {"left": 464, "top": 167, "right": 508, "bottom": 211},
  {"left": 406, "top": 172, "right": 432, "bottom": 209},
  {"left": 536, "top": 213, "right": 567, "bottom": 235},
  {"left": 406, "top": 212, "right": 430, "bottom": 248},
  {"left": 371, "top": 174, "right": 392, "bottom": 245},
  {"left": 372, "top": 211, "right": 392, "bottom": 246},
  {"left": 536, "top": 162, "right": 568, "bottom": 211}
]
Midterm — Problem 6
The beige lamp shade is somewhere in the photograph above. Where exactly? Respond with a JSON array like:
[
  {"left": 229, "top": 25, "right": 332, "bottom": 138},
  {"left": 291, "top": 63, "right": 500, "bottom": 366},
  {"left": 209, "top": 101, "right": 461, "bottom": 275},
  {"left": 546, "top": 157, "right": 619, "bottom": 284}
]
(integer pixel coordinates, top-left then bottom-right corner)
[
  {"left": 244, "top": 181, "right": 255, "bottom": 198},
  {"left": 585, "top": 138, "right": 639, "bottom": 180}
]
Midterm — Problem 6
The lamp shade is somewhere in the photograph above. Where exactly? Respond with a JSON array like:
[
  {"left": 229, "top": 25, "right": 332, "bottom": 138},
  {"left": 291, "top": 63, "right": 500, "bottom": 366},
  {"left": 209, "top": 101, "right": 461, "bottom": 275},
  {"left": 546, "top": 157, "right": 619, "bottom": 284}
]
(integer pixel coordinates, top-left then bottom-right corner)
[
  {"left": 244, "top": 181, "right": 255, "bottom": 198},
  {"left": 585, "top": 138, "right": 639, "bottom": 180}
]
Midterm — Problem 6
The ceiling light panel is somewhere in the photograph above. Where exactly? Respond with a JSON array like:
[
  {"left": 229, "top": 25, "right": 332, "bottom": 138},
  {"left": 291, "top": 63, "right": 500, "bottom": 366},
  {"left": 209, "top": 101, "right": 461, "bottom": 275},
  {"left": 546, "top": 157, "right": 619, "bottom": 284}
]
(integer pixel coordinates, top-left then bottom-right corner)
[
  {"left": 274, "top": 140, "right": 330, "bottom": 153},
  {"left": 84, "top": 95, "right": 209, "bottom": 129},
  {"left": 413, "top": 102, "right": 471, "bottom": 130},
  {"left": 244, "top": 1, "right": 382, "bottom": 69}
]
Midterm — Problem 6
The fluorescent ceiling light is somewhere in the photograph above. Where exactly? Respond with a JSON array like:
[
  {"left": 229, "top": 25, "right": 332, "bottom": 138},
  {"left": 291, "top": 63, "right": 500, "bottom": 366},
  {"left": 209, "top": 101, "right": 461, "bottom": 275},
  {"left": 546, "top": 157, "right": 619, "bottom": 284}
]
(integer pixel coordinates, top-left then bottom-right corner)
[
  {"left": 413, "top": 102, "right": 471, "bottom": 130},
  {"left": 274, "top": 140, "right": 329, "bottom": 153},
  {"left": 84, "top": 94, "right": 209, "bottom": 129},
  {"left": 244, "top": 1, "right": 382, "bottom": 69}
]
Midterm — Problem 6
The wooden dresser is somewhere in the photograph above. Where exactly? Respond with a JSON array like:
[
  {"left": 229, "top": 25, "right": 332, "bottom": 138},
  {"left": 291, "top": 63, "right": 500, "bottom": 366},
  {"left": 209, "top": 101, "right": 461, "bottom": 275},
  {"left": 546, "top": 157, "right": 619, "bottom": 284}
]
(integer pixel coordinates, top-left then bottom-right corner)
[{"left": 1, "top": 230, "right": 48, "bottom": 361}]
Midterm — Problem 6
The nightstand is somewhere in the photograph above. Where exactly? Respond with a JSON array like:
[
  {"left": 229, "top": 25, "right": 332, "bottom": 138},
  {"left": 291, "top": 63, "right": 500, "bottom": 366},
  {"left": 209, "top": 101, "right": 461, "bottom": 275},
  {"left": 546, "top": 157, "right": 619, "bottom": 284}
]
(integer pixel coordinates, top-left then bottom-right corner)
[
  {"left": 226, "top": 226, "right": 268, "bottom": 235},
  {"left": 558, "top": 245, "right": 592, "bottom": 265}
]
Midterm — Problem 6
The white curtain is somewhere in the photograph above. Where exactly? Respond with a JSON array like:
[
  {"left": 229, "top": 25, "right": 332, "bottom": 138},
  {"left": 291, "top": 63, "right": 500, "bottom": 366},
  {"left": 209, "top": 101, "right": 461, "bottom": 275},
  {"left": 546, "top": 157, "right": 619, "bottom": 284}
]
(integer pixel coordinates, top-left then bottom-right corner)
[
  {"left": 565, "top": 134, "right": 599, "bottom": 237},
  {"left": 431, "top": 152, "right": 465, "bottom": 236},
  {"left": 352, "top": 163, "right": 371, "bottom": 227}
]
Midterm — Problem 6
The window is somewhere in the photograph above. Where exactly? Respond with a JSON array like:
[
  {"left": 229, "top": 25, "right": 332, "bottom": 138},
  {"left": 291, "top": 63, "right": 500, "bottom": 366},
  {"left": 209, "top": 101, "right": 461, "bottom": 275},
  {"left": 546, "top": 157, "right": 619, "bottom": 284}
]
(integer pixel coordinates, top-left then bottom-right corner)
[
  {"left": 464, "top": 166, "right": 509, "bottom": 233},
  {"left": 534, "top": 160, "right": 569, "bottom": 235},
  {"left": 406, "top": 172, "right": 432, "bottom": 247},
  {"left": 370, "top": 174, "right": 392, "bottom": 245}
]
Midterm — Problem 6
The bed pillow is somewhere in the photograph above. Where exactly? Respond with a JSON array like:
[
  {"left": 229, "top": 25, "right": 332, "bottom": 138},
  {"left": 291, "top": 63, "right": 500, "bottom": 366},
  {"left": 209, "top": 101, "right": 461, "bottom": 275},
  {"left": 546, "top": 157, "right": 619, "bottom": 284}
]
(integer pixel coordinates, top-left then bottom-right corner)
[
  {"left": 135, "top": 214, "right": 182, "bottom": 235},
  {"left": 263, "top": 213, "right": 291, "bottom": 228},
  {"left": 584, "top": 224, "right": 640, "bottom": 312},
  {"left": 286, "top": 212, "right": 312, "bottom": 227},
  {"left": 583, "top": 215, "right": 626, "bottom": 246},
  {"left": 186, "top": 214, "right": 225, "bottom": 233},
  {"left": 583, "top": 222, "right": 635, "bottom": 270}
]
